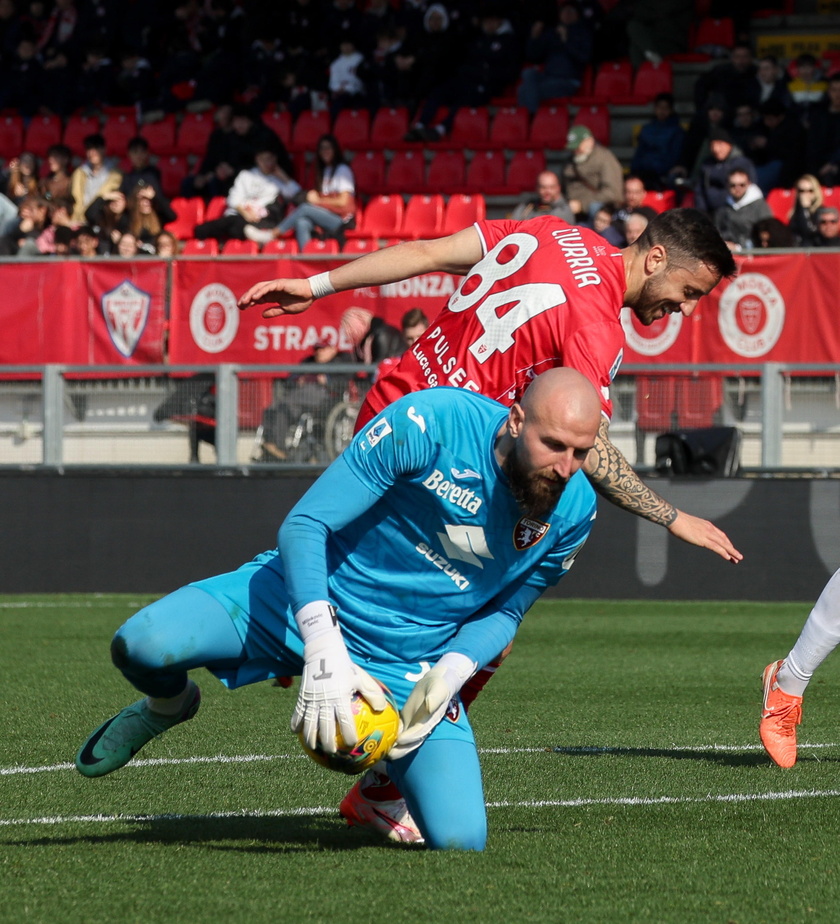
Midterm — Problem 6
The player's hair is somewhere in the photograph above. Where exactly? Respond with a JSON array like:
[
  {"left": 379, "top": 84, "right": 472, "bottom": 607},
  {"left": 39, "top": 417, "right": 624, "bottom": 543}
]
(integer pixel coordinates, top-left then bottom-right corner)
[{"left": 636, "top": 208, "right": 737, "bottom": 279}]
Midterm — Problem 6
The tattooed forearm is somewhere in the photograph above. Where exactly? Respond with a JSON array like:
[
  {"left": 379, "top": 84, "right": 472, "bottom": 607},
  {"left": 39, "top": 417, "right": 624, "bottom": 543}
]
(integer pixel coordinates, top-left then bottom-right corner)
[{"left": 583, "top": 419, "right": 678, "bottom": 527}]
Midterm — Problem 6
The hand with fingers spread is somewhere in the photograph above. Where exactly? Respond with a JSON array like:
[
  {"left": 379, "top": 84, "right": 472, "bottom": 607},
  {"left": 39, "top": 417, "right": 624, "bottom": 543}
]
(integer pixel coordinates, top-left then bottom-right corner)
[
  {"left": 237, "top": 277, "right": 317, "bottom": 318},
  {"left": 668, "top": 509, "right": 743, "bottom": 563}
]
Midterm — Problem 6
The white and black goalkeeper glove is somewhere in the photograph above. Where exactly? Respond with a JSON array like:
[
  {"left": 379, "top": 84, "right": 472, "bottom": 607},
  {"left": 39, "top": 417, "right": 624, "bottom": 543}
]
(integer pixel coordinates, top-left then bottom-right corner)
[
  {"left": 389, "top": 652, "right": 477, "bottom": 761},
  {"left": 291, "top": 601, "right": 387, "bottom": 753}
]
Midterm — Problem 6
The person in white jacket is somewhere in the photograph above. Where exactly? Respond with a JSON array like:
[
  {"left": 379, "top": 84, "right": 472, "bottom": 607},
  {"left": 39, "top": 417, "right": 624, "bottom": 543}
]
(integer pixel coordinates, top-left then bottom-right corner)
[{"left": 193, "top": 149, "right": 301, "bottom": 245}]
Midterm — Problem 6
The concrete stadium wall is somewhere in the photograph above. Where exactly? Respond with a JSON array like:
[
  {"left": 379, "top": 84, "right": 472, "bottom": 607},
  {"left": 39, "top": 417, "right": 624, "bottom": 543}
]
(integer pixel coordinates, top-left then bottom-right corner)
[{"left": 2, "top": 470, "right": 838, "bottom": 602}]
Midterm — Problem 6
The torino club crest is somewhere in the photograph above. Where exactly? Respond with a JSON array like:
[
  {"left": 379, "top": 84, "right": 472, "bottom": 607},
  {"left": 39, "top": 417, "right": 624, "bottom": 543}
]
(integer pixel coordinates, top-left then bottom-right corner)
[{"left": 101, "top": 280, "right": 151, "bottom": 358}]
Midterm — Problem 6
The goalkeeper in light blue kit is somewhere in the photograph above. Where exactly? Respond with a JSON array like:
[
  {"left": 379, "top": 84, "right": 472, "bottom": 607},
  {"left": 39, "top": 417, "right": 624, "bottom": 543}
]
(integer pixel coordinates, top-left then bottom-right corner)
[{"left": 75, "top": 368, "right": 601, "bottom": 851}]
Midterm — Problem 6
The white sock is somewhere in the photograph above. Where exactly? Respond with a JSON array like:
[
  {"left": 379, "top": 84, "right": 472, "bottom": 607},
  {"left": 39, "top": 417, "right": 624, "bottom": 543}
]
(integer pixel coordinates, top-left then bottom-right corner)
[
  {"left": 778, "top": 568, "right": 840, "bottom": 697},
  {"left": 147, "top": 679, "right": 197, "bottom": 716}
]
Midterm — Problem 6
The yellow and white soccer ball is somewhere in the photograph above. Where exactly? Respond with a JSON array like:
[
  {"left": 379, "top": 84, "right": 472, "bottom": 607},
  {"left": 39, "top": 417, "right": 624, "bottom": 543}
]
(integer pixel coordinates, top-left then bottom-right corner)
[{"left": 298, "top": 681, "right": 401, "bottom": 774}]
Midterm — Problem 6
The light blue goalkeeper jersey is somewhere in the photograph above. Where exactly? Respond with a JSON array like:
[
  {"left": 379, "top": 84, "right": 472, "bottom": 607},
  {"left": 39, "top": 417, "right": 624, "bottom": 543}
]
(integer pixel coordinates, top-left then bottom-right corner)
[{"left": 277, "top": 387, "right": 597, "bottom": 670}]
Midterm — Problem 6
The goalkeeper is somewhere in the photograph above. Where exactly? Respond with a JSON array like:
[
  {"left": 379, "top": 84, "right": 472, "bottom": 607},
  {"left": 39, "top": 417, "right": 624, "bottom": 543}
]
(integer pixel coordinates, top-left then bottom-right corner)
[{"left": 74, "top": 367, "right": 600, "bottom": 851}]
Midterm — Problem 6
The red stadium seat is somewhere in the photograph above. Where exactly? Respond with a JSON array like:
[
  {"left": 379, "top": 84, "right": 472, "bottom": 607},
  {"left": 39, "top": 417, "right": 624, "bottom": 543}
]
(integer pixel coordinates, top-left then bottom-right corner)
[
  {"left": 642, "top": 189, "right": 677, "bottom": 213},
  {"left": 302, "top": 238, "right": 340, "bottom": 254},
  {"left": 347, "top": 194, "right": 404, "bottom": 239},
  {"left": 63, "top": 113, "right": 101, "bottom": 155},
  {"left": 165, "top": 197, "right": 205, "bottom": 239},
  {"left": 23, "top": 114, "right": 62, "bottom": 156},
  {"left": 237, "top": 377, "right": 274, "bottom": 430},
  {"left": 155, "top": 155, "right": 189, "bottom": 198},
  {"left": 442, "top": 193, "right": 486, "bottom": 234},
  {"left": 369, "top": 106, "right": 410, "bottom": 149},
  {"left": 384, "top": 149, "right": 426, "bottom": 195},
  {"left": 464, "top": 149, "right": 505, "bottom": 193},
  {"left": 333, "top": 109, "right": 370, "bottom": 150},
  {"left": 487, "top": 106, "right": 530, "bottom": 150},
  {"left": 766, "top": 188, "right": 794, "bottom": 222},
  {"left": 588, "top": 60, "right": 633, "bottom": 102},
  {"left": 821, "top": 186, "right": 840, "bottom": 209},
  {"left": 102, "top": 111, "right": 138, "bottom": 155},
  {"left": 222, "top": 239, "right": 260, "bottom": 255},
  {"left": 529, "top": 106, "right": 570, "bottom": 150},
  {"left": 262, "top": 238, "right": 300, "bottom": 255},
  {"left": 571, "top": 105, "right": 610, "bottom": 146},
  {"left": 0, "top": 114, "right": 24, "bottom": 159},
  {"left": 401, "top": 193, "right": 445, "bottom": 240},
  {"left": 636, "top": 376, "right": 677, "bottom": 433},
  {"left": 175, "top": 110, "right": 216, "bottom": 157},
  {"left": 203, "top": 195, "right": 227, "bottom": 222},
  {"left": 262, "top": 108, "right": 292, "bottom": 147},
  {"left": 289, "top": 110, "right": 331, "bottom": 152},
  {"left": 140, "top": 114, "right": 178, "bottom": 156},
  {"left": 448, "top": 107, "right": 490, "bottom": 148},
  {"left": 426, "top": 150, "right": 466, "bottom": 194},
  {"left": 342, "top": 238, "right": 379, "bottom": 254},
  {"left": 505, "top": 150, "right": 546, "bottom": 193},
  {"left": 678, "top": 376, "right": 722, "bottom": 429},
  {"left": 181, "top": 238, "right": 218, "bottom": 255},
  {"left": 350, "top": 150, "right": 386, "bottom": 196},
  {"left": 632, "top": 59, "right": 673, "bottom": 102},
  {"left": 692, "top": 17, "right": 735, "bottom": 52}
]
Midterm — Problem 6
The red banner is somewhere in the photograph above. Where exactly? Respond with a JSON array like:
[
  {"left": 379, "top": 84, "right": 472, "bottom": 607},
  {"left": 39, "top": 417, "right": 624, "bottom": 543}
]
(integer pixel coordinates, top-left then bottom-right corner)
[{"left": 0, "top": 261, "right": 166, "bottom": 364}]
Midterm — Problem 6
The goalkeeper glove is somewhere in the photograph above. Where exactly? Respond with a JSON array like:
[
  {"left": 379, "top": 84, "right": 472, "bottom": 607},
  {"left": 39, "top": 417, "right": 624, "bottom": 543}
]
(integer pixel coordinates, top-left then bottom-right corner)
[
  {"left": 291, "top": 601, "right": 387, "bottom": 752},
  {"left": 389, "top": 652, "right": 477, "bottom": 761}
]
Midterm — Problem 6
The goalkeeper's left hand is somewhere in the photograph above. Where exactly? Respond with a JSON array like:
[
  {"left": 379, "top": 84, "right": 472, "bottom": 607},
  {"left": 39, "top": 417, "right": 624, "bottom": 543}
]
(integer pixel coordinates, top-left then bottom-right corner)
[{"left": 388, "top": 652, "right": 476, "bottom": 761}]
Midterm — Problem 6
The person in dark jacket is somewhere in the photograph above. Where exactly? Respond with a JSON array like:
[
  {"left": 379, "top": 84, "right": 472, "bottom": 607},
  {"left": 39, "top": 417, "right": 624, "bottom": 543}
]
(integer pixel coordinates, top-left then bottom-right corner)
[
  {"left": 630, "top": 92, "right": 685, "bottom": 190},
  {"left": 693, "top": 128, "right": 758, "bottom": 215}
]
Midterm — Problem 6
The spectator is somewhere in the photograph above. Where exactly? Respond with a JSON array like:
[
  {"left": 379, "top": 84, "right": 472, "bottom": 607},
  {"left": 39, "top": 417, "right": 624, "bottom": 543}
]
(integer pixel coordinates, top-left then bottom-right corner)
[
  {"left": 39, "top": 143, "right": 72, "bottom": 200},
  {"left": 813, "top": 206, "right": 840, "bottom": 247},
  {"left": 509, "top": 170, "right": 575, "bottom": 223},
  {"left": 787, "top": 173, "right": 823, "bottom": 246},
  {"left": 750, "top": 217, "right": 795, "bottom": 249},
  {"left": 403, "top": 8, "right": 519, "bottom": 142},
  {"left": 714, "top": 167, "right": 772, "bottom": 251},
  {"left": 36, "top": 0, "right": 82, "bottom": 115},
  {"left": 626, "top": 0, "right": 690, "bottom": 69},
  {"left": 84, "top": 188, "right": 128, "bottom": 252},
  {"left": 5, "top": 152, "right": 39, "bottom": 204},
  {"left": 328, "top": 37, "right": 367, "bottom": 116},
  {"left": 340, "top": 307, "right": 404, "bottom": 365},
  {"left": 194, "top": 147, "right": 301, "bottom": 245},
  {"left": 806, "top": 74, "right": 840, "bottom": 186},
  {"left": 35, "top": 193, "right": 76, "bottom": 254},
  {"left": 70, "top": 133, "right": 122, "bottom": 223},
  {"left": 389, "top": 4, "right": 458, "bottom": 114},
  {"left": 590, "top": 204, "right": 625, "bottom": 246},
  {"left": 116, "top": 230, "right": 140, "bottom": 257},
  {"left": 179, "top": 103, "right": 235, "bottom": 200},
  {"left": 516, "top": 2, "right": 593, "bottom": 115},
  {"left": 112, "top": 49, "right": 157, "bottom": 111},
  {"left": 788, "top": 53, "right": 827, "bottom": 118},
  {"left": 624, "top": 212, "right": 650, "bottom": 245},
  {"left": 614, "top": 174, "right": 657, "bottom": 224},
  {"left": 74, "top": 38, "right": 116, "bottom": 111},
  {"left": 561, "top": 124, "right": 624, "bottom": 219},
  {"left": 2, "top": 38, "right": 45, "bottom": 117},
  {"left": 154, "top": 229, "right": 179, "bottom": 257},
  {"left": 119, "top": 136, "right": 164, "bottom": 199},
  {"left": 400, "top": 307, "right": 430, "bottom": 347},
  {"left": 225, "top": 103, "right": 294, "bottom": 179},
  {"left": 694, "top": 42, "right": 758, "bottom": 113},
  {"left": 749, "top": 98, "right": 806, "bottom": 193},
  {"left": 693, "top": 127, "right": 757, "bottom": 215},
  {"left": 730, "top": 103, "right": 761, "bottom": 155},
  {"left": 124, "top": 182, "right": 177, "bottom": 251},
  {"left": 630, "top": 92, "right": 686, "bottom": 191},
  {"left": 750, "top": 55, "right": 792, "bottom": 110},
  {"left": 0, "top": 192, "right": 48, "bottom": 255},
  {"left": 75, "top": 224, "right": 102, "bottom": 257},
  {"left": 53, "top": 224, "right": 75, "bottom": 255},
  {"left": 250, "top": 134, "right": 354, "bottom": 250},
  {"left": 670, "top": 93, "right": 729, "bottom": 187}
]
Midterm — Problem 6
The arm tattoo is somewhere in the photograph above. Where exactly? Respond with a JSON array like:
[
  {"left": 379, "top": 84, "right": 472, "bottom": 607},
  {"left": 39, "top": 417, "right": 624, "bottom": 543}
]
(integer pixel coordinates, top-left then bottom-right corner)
[{"left": 583, "top": 418, "right": 678, "bottom": 527}]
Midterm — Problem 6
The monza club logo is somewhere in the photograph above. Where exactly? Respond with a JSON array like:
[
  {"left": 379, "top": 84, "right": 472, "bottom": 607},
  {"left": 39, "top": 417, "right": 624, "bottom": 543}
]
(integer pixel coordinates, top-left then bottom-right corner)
[
  {"left": 620, "top": 306, "right": 683, "bottom": 356},
  {"left": 101, "top": 280, "right": 151, "bottom": 358},
  {"left": 189, "top": 283, "right": 240, "bottom": 353},
  {"left": 513, "top": 517, "right": 550, "bottom": 551},
  {"left": 717, "top": 272, "right": 785, "bottom": 358}
]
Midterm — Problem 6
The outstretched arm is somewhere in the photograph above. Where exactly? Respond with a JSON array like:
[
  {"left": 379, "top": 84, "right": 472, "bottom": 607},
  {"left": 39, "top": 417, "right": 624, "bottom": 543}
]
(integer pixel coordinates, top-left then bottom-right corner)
[
  {"left": 237, "top": 226, "right": 484, "bottom": 318},
  {"left": 584, "top": 417, "right": 743, "bottom": 563}
]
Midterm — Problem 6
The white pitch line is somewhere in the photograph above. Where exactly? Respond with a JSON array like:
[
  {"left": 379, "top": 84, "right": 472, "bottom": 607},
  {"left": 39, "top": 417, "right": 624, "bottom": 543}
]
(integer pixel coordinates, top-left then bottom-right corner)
[
  {"left": 3, "top": 789, "right": 840, "bottom": 829},
  {"left": 3, "top": 742, "right": 839, "bottom": 778}
]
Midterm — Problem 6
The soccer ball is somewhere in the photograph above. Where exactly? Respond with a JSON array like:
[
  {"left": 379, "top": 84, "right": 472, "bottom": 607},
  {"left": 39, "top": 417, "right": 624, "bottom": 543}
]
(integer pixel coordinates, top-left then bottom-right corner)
[{"left": 298, "top": 681, "right": 401, "bottom": 775}]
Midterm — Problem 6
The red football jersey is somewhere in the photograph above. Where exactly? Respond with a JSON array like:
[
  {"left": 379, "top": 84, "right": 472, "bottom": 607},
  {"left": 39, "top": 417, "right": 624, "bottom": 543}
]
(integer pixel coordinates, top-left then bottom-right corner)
[{"left": 356, "top": 217, "right": 627, "bottom": 430}]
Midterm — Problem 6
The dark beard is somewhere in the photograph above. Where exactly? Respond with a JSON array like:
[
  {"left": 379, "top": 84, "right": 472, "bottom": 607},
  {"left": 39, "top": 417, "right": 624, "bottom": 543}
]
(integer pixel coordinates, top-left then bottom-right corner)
[{"left": 502, "top": 442, "right": 566, "bottom": 517}]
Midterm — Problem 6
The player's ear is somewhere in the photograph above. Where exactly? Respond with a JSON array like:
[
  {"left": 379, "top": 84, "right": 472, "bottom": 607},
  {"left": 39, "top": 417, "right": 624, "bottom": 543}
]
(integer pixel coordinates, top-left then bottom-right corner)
[
  {"left": 508, "top": 403, "right": 525, "bottom": 437},
  {"left": 644, "top": 243, "right": 667, "bottom": 274}
]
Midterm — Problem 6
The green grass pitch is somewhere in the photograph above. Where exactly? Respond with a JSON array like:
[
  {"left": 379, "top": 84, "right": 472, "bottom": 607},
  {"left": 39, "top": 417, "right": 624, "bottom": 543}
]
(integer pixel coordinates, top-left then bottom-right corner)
[{"left": 3, "top": 595, "right": 840, "bottom": 924}]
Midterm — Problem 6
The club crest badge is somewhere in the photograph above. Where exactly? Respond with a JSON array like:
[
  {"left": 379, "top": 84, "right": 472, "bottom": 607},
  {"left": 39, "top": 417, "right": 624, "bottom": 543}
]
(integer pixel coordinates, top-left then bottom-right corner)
[
  {"left": 513, "top": 516, "right": 550, "bottom": 551},
  {"left": 101, "top": 280, "right": 151, "bottom": 358},
  {"left": 445, "top": 698, "right": 461, "bottom": 724}
]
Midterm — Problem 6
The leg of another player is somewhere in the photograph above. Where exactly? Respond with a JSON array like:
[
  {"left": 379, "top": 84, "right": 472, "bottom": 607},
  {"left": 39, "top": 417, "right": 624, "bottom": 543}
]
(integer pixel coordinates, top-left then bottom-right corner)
[{"left": 388, "top": 737, "right": 487, "bottom": 851}]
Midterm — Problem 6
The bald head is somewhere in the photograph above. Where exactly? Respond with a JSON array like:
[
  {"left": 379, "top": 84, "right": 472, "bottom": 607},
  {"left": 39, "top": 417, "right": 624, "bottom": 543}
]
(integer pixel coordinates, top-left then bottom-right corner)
[{"left": 521, "top": 368, "right": 601, "bottom": 434}]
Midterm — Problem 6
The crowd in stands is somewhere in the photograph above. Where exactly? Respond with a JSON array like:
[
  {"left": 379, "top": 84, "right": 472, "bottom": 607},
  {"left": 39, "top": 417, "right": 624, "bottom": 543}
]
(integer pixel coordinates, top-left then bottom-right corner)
[{"left": 0, "top": 0, "right": 835, "bottom": 257}]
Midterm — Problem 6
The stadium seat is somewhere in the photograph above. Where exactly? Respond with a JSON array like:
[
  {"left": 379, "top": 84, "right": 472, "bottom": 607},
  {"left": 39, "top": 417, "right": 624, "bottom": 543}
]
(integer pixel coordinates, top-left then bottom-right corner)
[
  {"left": 165, "top": 197, "right": 205, "bottom": 239},
  {"left": 505, "top": 150, "right": 546, "bottom": 193},
  {"left": 642, "top": 189, "right": 677, "bottom": 213},
  {"left": 487, "top": 106, "right": 531, "bottom": 150},
  {"left": 448, "top": 107, "right": 490, "bottom": 148},
  {"left": 442, "top": 193, "right": 486, "bottom": 234},
  {"left": 181, "top": 238, "right": 218, "bottom": 255},
  {"left": 289, "top": 110, "right": 331, "bottom": 152},
  {"left": 677, "top": 376, "right": 723, "bottom": 430},
  {"left": 262, "top": 238, "right": 300, "bottom": 255},
  {"left": 636, "top": 376, "right": 677, "bottom": 434},
  {"left": 342, "top": 238, "right": 379, "bottom": 254},
  {"left": 302, "top": 238, "right": 340, "bottom": 254},
  {"left": 0, "top": 114, "right": 24, "bottom": 159},
  {"left": 632, "top": 59, "right": 674, "bottom": 102},
  {"left": 262, "top": 108, "right": 292, "bottom": 147},
  {"left": 572, "top": 105, "right": 610, "bottom": 146},
  {"left": 175, "top": 110, "right": 216, "bottom": 156},
  {"left": 400, "top": 193, "right": 445, "bottom": 240},
  {"left": 346, "top": 194, "right": 404, "bottom": 239},
  {"left": 222, "top": 239, "right": 260, "bottom": 255},
  {"left": 384, "top": 149, "right": 426, "bottom": 195},
  {"left": 692, "top": 17, "right": 735, "bottom": 52},
  {"left": 140, "top": 114, "right": 178, "bottom": 156},
  {"left": 588, "top": 59, "right": 633, "bottom": 103},
  {"left": 821, "top": 186, "right": 839, "bottom": 209},
  {"left": 238, "top": 377, "right": 275, "bottom": 430},
  {"left": 369, "top": 106, "right": 410, "bottom": 149},
  {"left": 23, "top": 114, "right": 62, "bottom": 157},
  {"left": 203, "top": 195, "right": 227, "bottom": 222},
  {"left": 529, "top": 105, "right": 570, "bottom": 150},
  {"left": 350, "top": 150, "right": 386, "bottom": 196},
  {"left": 102, "top": 111, "right": 138, "bottom": 154},
  {"left": 333, "top": 108, "right": 370, "bottom": 150},
  {"left": 156, "top": 155, "right": 189, "bottom": 199},
  {"left": 464, "top": 149, "right": 505, "bottom": 193},
  {"left": 63, "top": 113, "right": 101, "bottom": 155},
  {"left": 426, "top": 150, "right": 466, "bottom": 194},
  {"left": 766, "top": 188, "right": 794, "bottom": 222}
]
